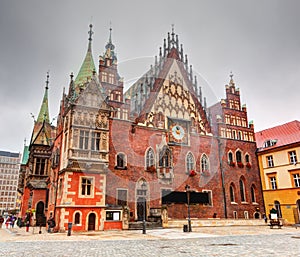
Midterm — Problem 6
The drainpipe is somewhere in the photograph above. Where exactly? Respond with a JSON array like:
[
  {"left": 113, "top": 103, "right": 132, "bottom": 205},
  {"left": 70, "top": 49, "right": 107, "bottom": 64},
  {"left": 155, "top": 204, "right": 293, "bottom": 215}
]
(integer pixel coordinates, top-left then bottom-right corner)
[{"left": 217, "top": 118, "right": 227, "bottom": 218}]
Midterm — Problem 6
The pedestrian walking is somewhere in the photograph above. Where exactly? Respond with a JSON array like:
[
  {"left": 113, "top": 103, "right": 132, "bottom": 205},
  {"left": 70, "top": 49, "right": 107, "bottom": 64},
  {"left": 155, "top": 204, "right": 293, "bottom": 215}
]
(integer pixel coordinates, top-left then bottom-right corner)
[
  {"left": 5, "top": 216, "right": 11, "bottom": 229},
  {"left": 0, "top": 215, "right": 4, "bottom": 228},
  {"left": 47, "top": 214, "right": 55, "bottom": 233}
]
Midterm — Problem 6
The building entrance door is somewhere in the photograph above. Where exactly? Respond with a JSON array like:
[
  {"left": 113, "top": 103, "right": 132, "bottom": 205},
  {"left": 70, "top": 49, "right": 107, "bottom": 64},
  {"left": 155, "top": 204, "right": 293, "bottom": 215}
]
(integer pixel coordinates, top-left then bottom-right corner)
[
  {"left": 36, "top": 201, "right": 46, "bottom": 226},
  {"left": 137, "top": 197, "right": 146, "bottom": 221},
  {"left": 88, "top": 213, "right": 96, "bottom": 231}
]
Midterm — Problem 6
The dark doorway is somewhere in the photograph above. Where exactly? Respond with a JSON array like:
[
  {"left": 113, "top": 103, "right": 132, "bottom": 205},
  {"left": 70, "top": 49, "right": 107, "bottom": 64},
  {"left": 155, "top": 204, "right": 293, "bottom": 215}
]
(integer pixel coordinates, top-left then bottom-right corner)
[
  {"left": 88, "top": 213, "right": 96, "bottom": 231},
  {"left": 36, "top": 201, "right": 46, "bottom": 226},
  {"left": 137, "top": 197, "right": 146, "bottom": 221},
  {"left": 295, "top": 199, "right": 300, "bottom": 224}
]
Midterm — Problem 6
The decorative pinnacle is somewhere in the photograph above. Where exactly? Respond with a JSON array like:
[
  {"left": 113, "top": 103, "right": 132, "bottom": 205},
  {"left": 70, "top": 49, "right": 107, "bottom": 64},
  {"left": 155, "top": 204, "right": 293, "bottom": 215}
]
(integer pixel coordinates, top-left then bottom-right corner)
[
  {"left": 88, "top": 24, "right": 93, "bottom": 41},
  {"left": 45, "top": 71, "right": 49, "bottom": 90},
  {"left": 230, "top": 71, "right": 234, "bottom": 80},
  {"left": 109, "top": 23, "right": 112, "bottom": 43}
]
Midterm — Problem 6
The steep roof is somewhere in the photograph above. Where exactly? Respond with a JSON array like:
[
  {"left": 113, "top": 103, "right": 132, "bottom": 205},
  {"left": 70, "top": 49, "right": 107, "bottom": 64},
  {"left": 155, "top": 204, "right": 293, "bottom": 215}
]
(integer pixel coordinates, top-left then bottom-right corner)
[
  {"left": 74, "top": 24, "right": 96, "bottom": 89},
  {"left": 256, "top": 120, "right": 300, "bottom": 151},
  {"left": 21, "top": 145, "right": 29, "bottom": 165},
  {"left": 124, "top": 27, "right": 211, "bottom": 134},
  {"left": 36, "top": 73, "right": 50, "bottom": 123},
  {"left": 30, "top": 73, "right": 54, "bottom": 146}
]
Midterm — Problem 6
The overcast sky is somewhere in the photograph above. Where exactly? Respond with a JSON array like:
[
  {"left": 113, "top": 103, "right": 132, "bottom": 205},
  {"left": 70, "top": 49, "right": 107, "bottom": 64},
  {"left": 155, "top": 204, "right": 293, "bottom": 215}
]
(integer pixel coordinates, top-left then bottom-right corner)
[{"left": 0, "top": 0, "right": 299, "bottom": 153}]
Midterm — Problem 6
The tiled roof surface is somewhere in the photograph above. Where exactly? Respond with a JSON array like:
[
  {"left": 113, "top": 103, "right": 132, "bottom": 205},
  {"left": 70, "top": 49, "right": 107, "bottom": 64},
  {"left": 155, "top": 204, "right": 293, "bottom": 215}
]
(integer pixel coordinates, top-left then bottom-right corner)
[{"left": 255, "top": 120, "right": 300, "bottom": 151}]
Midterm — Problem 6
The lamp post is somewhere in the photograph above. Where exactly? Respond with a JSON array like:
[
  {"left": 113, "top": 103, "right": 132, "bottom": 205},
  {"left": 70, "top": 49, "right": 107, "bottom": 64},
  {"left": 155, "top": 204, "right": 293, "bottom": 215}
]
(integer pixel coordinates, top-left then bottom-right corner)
[
  {"left": 185, "top": 184, "right": 192, "bottom": 232},
  {"left": 141, "top": 181, "right": 147, "bottom": 234}
]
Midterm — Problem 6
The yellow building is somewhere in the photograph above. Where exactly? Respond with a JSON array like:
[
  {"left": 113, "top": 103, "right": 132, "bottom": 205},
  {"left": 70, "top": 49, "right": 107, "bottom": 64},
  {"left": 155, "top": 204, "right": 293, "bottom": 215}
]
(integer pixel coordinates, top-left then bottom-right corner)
[{"left": 256, "top": 120, "right": 300, "bottom": 224}]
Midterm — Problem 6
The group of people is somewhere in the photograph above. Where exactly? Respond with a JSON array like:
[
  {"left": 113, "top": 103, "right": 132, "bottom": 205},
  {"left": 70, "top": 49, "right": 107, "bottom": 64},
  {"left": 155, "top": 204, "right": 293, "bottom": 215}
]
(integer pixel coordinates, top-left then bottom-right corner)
[{"left": 0, "top": 215, "right": 16, "bottom": 229}]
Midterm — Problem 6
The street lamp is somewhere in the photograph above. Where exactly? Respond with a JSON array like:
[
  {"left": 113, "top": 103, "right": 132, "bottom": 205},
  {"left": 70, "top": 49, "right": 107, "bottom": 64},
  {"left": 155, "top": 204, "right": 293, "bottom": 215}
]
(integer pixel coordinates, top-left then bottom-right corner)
[
  {"left": 141, "top": 181, "right": 147, "bottom": 234},
  {"left": 185, "top": 184, "right": 192, "bottom": 232}
]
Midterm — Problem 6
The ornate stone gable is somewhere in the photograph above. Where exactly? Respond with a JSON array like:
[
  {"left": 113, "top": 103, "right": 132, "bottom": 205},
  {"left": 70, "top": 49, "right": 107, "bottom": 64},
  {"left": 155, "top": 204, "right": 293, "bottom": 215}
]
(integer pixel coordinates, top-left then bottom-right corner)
[{"left": 139, "top": 60, "right": 211, "bottom": 135}]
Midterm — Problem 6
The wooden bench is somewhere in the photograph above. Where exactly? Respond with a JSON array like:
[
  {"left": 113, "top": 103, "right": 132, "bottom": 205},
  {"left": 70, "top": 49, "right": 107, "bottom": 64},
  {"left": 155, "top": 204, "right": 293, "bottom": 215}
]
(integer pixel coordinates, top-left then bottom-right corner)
[{"left": 269, "top": 219, "right": 282, "bottom": 229}]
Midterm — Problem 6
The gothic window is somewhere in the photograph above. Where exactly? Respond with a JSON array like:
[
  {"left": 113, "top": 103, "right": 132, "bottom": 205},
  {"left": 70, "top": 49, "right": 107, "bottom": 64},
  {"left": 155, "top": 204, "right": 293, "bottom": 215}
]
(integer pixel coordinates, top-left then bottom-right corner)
[
  {"left": 232, "top": 130, "right": 236, "bottom": 139},
  {"left": 79, "top": 130, "right": 89, "bottom": 150},
  {"left": 228, "top": 152, "right": 233, "bottom": 163},
  {"left": 201, "top": 154, "right": 209, "bottom": 172},
  {"left": 74, "top": 212, "right": 81, "bottom": 225},
  {"left": 245, "top": 154, "right": 250, "bottom": 163},
  {"left": 159, "top": 146, "right": 171, "bottom": 168},
  {"left": 80, "top": 177, "right": 93, "bottom": 196},
  {"left": 237, "top": 131, "right": 242, "bottom": 140},
  {"left": 243, "top": 132, "right": 249, "bottom": 141},
  {"left": 91, "top": 132, "right": 101, "bottom": 151},
  {"left": 239, "top": 178, "right": 246, "bottom": 202},
  {"left": 146, "top": 148, "right": 155, "bottom": 168},
  {"left": 229, "top": 183, "right": 235, "bottom": 202},
  {"left": 35, "top": 158, "right": 47, "bottom": 175},
  {"left": 236, "top": 151, "right": 242, "bottom": 163},
  {"left": 116, "top": 153, "right": 126, "bottom": 169},
  {"left": 251, "top": 185, "right": 256, "bottom": 203},
  {"left": 117, "top": 189, "right": 128, "bottom": 207},
  {"left": 186, "top": 152, "right": 195, "bottom": 173}
]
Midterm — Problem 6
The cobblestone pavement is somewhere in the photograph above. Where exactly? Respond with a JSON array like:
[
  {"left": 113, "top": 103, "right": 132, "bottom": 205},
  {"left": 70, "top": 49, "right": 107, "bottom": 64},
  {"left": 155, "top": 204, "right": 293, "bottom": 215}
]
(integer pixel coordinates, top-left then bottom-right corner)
[{"left": 0, "top": 226, "right": 300, "bottom": 256}]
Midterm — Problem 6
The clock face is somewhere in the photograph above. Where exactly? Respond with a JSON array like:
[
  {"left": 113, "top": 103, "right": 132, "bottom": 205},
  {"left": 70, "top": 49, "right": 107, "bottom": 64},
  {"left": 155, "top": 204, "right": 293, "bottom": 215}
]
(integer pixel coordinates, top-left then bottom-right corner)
[
  {"left": 168, "top": 118, "right": 189, "bottom": 145},
  {"left": 171, "top": 125, "right": 185, "bottom": 140}
]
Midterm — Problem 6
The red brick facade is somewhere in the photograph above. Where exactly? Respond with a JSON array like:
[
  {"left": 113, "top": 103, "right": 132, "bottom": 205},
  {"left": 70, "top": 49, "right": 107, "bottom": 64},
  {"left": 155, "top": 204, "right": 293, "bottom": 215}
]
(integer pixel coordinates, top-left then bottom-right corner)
[{"left": 19, "top": 26, "right": 264, "bottom": 231}]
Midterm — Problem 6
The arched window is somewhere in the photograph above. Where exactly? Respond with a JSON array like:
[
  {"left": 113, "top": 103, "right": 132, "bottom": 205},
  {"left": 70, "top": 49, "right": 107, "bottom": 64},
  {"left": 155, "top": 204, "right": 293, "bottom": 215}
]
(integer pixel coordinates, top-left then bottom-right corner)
[
  {"left": 116, "top": 153, "right": 126, "bottom": 169},
  {"left": 201, "top": 154, "right": 209, "bottom": 172},
  {"left": 230, "top": 183, "right": 235, "bottom": 202},
  {"left": 146, "top": 148, "right": 155, "bottom": 168},
  {"left": 236, "top": 150, "right": 242, "bottom": 163},
  {"left": 228, "top": 152, "right": 233, "bottom": 163},
  {"left": 251, "top": 185, "right": 256, "bottom": 203},
  {"left": 186, "top": 152, "right": 194, "bottom": 173},
  {"left": 245, "top": 154, "right": 250, "bottom": 163},
  {"left": 274, "top": 200, "right": 282, "bottom": 218},
  {"left": 239, "top": 178, "right": 246, "bottom": 202},
  {"left": 74, "top": 212, "right": 80, "bottom": 225},
  {"left": 159, "top": 146, "right": 171, "bottom": 167}
]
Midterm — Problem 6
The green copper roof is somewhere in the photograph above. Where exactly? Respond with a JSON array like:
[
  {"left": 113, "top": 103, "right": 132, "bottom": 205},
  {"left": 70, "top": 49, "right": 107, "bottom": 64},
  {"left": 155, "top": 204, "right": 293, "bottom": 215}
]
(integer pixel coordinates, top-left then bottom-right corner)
[
  {"left": 36, "top": 73, "right": 50, "bottom": 123},
  {"left": 75, "top": 24, "right": 96, "bottom": 88},
  {"left": 21, "top": 145, "right": 29, "bottom": 165}
]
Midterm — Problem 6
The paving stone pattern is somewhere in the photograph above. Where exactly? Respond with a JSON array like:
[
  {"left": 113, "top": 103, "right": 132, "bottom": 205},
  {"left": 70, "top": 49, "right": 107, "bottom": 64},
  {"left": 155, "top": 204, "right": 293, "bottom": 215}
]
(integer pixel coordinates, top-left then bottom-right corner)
[{"left": 0, "top": 226, "right": 299, "bottom": 256}]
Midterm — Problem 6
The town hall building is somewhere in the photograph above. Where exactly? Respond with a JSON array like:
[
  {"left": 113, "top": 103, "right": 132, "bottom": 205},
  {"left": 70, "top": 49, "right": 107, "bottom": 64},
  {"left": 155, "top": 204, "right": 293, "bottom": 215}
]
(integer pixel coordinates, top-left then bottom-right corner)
[{"left": 18, "top": 24, "right": 264, "bottom": 231}]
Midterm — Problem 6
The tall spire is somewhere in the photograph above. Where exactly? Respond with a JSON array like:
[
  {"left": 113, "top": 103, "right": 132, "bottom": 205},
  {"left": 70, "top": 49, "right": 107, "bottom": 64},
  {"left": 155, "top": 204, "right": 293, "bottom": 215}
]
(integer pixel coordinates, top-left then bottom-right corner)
[
  {"left": 103, "top": 25, "right": 117, "bottom": 61},
  {"left": 36, "top": 72, "right": 50, "bottom": 123},
  {"left": 74, "top": 24, "right": 96, "bottom": 88}
]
